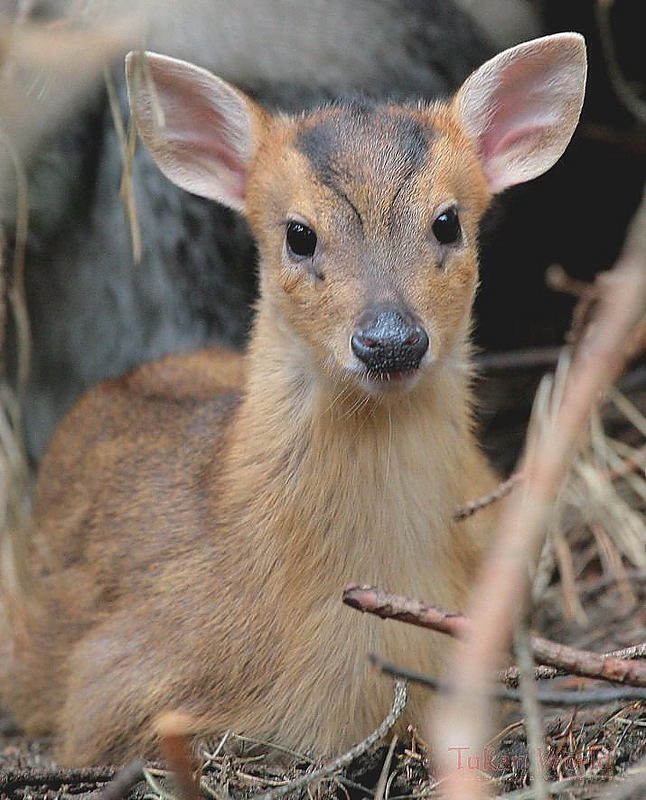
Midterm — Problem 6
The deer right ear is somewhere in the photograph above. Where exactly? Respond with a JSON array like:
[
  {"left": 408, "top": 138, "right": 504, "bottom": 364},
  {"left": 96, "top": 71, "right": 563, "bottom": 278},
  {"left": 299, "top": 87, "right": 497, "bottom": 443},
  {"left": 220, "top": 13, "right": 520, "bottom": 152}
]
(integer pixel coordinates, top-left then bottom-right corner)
[
  {"left": 452, "top": 33, "right": 587, "bottom": 195},
  {"left": 125, "top": 51, "right": 263, "bottom": 212}
]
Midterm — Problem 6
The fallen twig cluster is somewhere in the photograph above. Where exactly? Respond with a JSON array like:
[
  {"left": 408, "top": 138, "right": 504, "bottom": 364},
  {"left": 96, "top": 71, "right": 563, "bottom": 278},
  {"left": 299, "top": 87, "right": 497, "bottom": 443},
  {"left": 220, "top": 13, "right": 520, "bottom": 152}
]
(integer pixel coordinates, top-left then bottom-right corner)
[
  {"left": 344, "top": 584, "right": 646, "bottom": 689},
  {"left": 432, "top": 182, "right": 646, "bottom": 800}
]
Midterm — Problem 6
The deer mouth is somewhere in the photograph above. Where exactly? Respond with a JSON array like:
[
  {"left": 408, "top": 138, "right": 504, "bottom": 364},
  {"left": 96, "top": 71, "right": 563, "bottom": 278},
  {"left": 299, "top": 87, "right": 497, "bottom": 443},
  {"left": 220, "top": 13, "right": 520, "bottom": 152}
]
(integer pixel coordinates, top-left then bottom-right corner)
[{"left": 359, "top": 367, "right": 422, "bottom": 393}]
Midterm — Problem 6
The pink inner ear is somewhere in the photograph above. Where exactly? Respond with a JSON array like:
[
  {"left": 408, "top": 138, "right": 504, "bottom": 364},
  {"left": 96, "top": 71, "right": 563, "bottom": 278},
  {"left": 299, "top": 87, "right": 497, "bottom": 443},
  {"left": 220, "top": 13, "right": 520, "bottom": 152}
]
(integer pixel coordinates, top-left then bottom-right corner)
[
  {"left": 461, "top": 38, "right": 585, "bottom": 194},
  {"left": 139, "top": 58, "right": 252, "bottom": 208},
  {"left": 485, "top": 124, "right": 545, "bottom": 160}
]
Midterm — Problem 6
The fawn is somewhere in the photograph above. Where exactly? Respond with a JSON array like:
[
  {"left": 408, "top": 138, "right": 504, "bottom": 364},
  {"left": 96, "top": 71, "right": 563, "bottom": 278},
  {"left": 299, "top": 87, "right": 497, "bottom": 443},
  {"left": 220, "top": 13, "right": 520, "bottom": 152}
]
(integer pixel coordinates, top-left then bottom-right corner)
[{"left": 0, "top": 33, "right": 586, "bottom": 765}]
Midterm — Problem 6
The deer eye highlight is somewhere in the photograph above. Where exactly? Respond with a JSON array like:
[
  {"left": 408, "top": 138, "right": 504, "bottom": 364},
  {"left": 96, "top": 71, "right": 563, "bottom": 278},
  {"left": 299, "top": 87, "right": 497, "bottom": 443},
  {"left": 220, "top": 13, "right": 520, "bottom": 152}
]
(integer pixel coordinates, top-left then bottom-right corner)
[
  {"left": 286, "top": 221, "right": 317, "bottom": 258},
  {"left": 432, "top": 207, "right": 461, "bottom": 245}
]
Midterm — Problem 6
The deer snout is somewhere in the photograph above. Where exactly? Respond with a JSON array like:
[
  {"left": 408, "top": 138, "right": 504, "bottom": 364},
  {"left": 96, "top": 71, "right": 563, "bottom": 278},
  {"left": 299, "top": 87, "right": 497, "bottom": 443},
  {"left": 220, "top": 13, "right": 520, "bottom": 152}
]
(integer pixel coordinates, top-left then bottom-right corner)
[{"left": 351, "top": 308, "right": 429, "bottom": 377}]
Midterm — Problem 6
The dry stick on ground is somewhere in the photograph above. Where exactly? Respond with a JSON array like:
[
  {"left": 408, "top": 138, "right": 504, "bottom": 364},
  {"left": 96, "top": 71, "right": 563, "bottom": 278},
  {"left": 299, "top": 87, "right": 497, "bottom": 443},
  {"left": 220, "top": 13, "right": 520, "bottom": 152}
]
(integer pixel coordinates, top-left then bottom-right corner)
[
  {"left": 433, "top": 184, "right": 646, "bottom": 800},
  {"left": 0, "top": 767, "right": 118, "bottom": 794},
  {"left": 251, "top": 680, "right": 407, "bottom": 800},
  {"left": 502, "top": 641, "right": 646, "bottom": 688},
  {"left": 602, "top": 752, "right": 646, "bottom": 800},
  {"left": 156, "top": 711, "right": 201, "bottom": 800},
  {"left": 513, "top": 623, "right": 549, "bottom": 800},
  {"left": 493, "top": 774, "right": 610, "bottom": 800},
  {"left": 530, "top": 637, "right": 646, "bottom": 686},
  {"left": 343, "top": 585, "right": 646, "bottom": 687},
  {"left": 99, "top": 759, "right": 146, "bottom": 800},
  {"left": 369, "top": 654, "right": 646, "bottom": 706}
]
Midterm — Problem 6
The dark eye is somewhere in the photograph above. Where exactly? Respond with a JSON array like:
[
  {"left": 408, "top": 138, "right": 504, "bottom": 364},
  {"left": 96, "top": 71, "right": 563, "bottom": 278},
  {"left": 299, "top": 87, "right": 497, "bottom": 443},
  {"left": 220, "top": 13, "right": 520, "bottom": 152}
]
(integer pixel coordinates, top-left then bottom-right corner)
[
  {"left": 286, "top": 221, "right": 317, "bottom": 258},
  {"left": 432, "top": 207, "right": 461, "bottom": 245}
]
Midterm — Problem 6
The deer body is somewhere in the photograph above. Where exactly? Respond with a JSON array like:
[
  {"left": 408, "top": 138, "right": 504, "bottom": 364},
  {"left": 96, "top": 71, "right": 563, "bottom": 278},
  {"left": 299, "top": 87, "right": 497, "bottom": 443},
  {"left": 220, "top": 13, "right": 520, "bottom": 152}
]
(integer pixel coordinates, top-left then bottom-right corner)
[{"left": 0, "top": 34, "right": 586, "bottom": 765}]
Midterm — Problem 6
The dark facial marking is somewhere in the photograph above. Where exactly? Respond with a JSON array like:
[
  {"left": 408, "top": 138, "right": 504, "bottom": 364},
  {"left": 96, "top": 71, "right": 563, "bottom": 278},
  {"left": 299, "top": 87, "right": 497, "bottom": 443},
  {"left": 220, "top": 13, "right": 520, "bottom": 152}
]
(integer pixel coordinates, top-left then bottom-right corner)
[
  {"left": 295, "top": 101, "right": 433, "bottom": 227},
  {"left": 391, "top": 114, "right": 431, "bottom": 173}
]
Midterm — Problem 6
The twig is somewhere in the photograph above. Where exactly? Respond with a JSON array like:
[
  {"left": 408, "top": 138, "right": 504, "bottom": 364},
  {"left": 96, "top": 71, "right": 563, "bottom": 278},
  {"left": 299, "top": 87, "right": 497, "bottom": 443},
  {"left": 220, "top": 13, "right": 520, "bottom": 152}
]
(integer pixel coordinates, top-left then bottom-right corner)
[
  {"left": 156, "top": 711, "right": 200, "bottom": 800},
  {"left": 0, "top": 128, "right": 31, "bottom": 428},
  {"left": 434, "top": 182, "right": 646, "bottom": 800},
  {"left": 369, "top": 654, "right": 646, "bottom": 706},
  {"left": 0, "top": 767, "right": 117, "bottom": 792},
  {"left": 454, "top": 374, "right": 645, "bottom": 524},
  {"left": 143, "top": 767, "right": 177, "bottom": 800},
  {"left": 498, "top": 644, "right": 646, "bottom": 688},
  {"left": 606, "top": 643, "right": 646, "bottom": 660},
  {"left": 374, "top": 735, "right": 398, "bottom": 800},
  {"left": 606, "top": 442, "right": 646, "bottom": 481},
  {"left": 493, "top": 773, "right": 608, "bottom": 800},
  {"left": 103, "top": 63, "right": 142, "bottom": 264},
  {"left": 227, "top": 732, "right": 313, "bottom": 764},
  {"left": 552, "top": 527, "right": 588, "bottom": 625},
  {"left": 251, "top": 679, "right": 408, "bottom": 800},
  {"left": 498, "top": 664, "right": 561, "bottom": 688},
  {"left": 343, "top": 585, "right": 646, "bottom": 686},
  {"left": 99, "top": 759, "right": 146, "bottom": 800},
  {"left": 578, "top": 121, "right": 646, "bottom": 158},
  {"left": 474, "top": 347, "right": 561, "bottom": 372},
  {"left": 601, "top": 753, "right": 646, "bottom": 800},
  {"left": 530, "top": 637, "right": 646, "bottom": 687},
  {"left": 454, "top": 473, "right": 524, "bottom": 520},
  {"left": 546, "top": 265, "right": 590, "bottom": 299},
  {"left": 595, "top": 0, "right": 646, "bottom": 124},
  {"left": 343, "top": 584, "right": 469, "bottom": 638},
  {"left": 0, "top": 226, "right": 5, "bottom": 363},
  {"left": 514, "top": 623, "right": 549, "bottom": 800}
]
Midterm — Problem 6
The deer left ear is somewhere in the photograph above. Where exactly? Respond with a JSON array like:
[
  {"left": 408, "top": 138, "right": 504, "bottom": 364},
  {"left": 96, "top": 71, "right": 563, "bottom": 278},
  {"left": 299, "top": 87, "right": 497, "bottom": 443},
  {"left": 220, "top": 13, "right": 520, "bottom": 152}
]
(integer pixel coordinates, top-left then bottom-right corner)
[
  {"left": 452, "top": 33, "right": 587, "bottom": 195},
  {"left": 125, "top": 51, "right": 267, "bottom": 212}
]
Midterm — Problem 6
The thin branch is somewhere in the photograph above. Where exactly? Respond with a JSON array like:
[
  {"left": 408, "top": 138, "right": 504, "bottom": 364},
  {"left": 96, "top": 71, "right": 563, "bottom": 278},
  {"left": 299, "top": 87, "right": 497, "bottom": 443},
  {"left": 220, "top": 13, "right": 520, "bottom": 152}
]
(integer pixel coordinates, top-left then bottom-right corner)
[
  {"left": 474, "top": 347, "right": 561, "bottom": 372},
  {"left": 578, "top": 121, "right": 646, "bottom": 159},
  {"left": 103, "top": 63, "right": 142, "bottom": 265},
  {"left": 370, "top": 654, "right": 646, "bottom": 705},
  {"left": 156, "top": 711, "right": 200, "bottom": 800},
  {"left": 344, "top": 584, "right": 470, "bottom": 637},
  {"left": 454, "top": 408, "right": 645, "bottom": 524},
  {"left": 546, "top": 264, "right": 590, "bottom": 298},
  {"left": 514, "top": 624, "right": 549, "bottom": 800},
  {"left": 0, "top": 767, "right": 117, "bottom": 793},
  {"left": 99, "top": 759, "right": 146, "bottom": 800},
  {"left": 493, "top": 773, "right": 609, "bottom": 800},
  {"left": 374, "top": 735, "right": 398, "bottom": 800},
  {"left": 251, "top": 680, "right": 408, "bottom": 800},
  {"left": 0, "top": 128, "right": 31, "bottom": 428},
  {"left": 434, "top": 183, "right": 646, "bottom": 800},
  {"left": 343, "top": 585, "right": 646, "bottom": 686},
  {"left": 595, "top": 0, "right": 646, "bottom": 124},
  {"left": 602, "top": 753, "right": 646, "bottom": 800},
  {"left": 530, "top": 636, "right": 646, "bottom": 687},
  {"left": 454, "top": 472, "right": 524, "bottom": 521},
  {"left": 498, "top": 664, "right": 561, "bottom": 688},
  {"left": 606, "top": 442, "right": 646, "bottom": 481},
  {"left": 606, "top": 643, "right": 646, "bottom": 660}
]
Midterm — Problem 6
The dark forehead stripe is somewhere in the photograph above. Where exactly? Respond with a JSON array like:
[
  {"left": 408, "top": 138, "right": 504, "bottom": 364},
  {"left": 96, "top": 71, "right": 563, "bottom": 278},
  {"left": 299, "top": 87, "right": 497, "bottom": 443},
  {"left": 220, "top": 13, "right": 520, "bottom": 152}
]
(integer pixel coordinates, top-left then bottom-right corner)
[{"left": 295, "top": 101, "right": 433, "bottom": 193}]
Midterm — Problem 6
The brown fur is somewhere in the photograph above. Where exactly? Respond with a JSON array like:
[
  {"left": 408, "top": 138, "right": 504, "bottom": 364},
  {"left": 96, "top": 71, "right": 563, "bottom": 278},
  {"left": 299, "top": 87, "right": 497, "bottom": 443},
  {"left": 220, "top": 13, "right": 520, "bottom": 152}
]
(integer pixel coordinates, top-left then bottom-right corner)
[{"left": 1, "top": 98, "right": 500, "bottom": 765}]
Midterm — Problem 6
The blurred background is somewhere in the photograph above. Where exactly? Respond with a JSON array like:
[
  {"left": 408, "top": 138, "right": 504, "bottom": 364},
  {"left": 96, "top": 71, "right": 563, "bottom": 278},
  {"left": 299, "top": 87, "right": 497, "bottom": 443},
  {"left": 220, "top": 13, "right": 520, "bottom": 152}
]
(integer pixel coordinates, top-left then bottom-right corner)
[{"left": 0, "top": 0, "right": 644, "bottom": 465}]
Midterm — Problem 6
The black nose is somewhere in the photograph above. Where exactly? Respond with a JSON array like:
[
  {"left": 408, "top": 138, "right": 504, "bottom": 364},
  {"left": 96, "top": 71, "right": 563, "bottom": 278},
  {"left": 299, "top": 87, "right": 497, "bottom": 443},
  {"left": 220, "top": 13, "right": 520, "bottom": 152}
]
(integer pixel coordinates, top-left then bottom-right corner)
[{"left": 351, "top": 309, "right": 429, "bottom": 374}]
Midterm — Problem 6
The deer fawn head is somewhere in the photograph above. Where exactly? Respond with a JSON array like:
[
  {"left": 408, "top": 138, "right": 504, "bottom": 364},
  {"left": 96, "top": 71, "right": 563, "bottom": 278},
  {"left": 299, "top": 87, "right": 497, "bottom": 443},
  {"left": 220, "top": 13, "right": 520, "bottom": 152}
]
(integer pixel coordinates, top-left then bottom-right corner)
[{"left": 126, "top": 34, "right": 586, "bottom": 395}]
